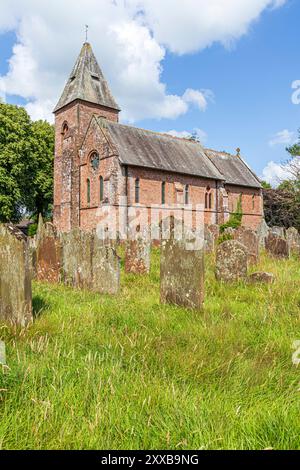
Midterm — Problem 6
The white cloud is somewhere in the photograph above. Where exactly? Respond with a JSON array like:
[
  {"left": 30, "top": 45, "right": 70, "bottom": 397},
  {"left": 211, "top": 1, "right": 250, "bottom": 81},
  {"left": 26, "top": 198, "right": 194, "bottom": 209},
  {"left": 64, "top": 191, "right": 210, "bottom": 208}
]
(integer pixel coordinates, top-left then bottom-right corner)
[
  {"left": 269, "top": 129, "right": 295, "bottom": 147},
  {"left": 0, "top": 0, "right": 287, "bottom": 122},
  {"left": 164, "top": 128, "right": 207, "bottom": 143},
  {"left": 261, "top": 157, "right": 300, "bottom": 187}
]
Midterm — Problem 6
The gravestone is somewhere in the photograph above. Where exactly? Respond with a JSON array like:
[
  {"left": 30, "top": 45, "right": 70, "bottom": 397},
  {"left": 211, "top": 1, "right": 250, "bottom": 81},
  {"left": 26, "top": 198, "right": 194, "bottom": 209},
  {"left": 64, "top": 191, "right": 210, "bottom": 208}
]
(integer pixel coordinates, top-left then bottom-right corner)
[
  {"left": 256, "top": 219, "right": 270, "bottom": 248},
  {"left": 265, "top": 235, "right": 290, "bottom": 259},
  {"left": 0, "top": 340, "right": 6, "bottom": 365},
  {"left": 92, "top": 238, "right": 120, "bottom": 295},
  {"left": 216, "top": 240, "right": 248, "bottom": 282},
  {"left": 286, "top": 227, "right": 300, "bottom": 255},
  {"left": 61, "top": 229, "right": 93, "bottom": 289},
  {"left": 160, "top": 217, "right": 205, "bottom": 310},
  {"left": 234, "top": 228, "right": 259, "bottom": 265},
  {"left": 248, "top": 272, "right": 275, "bottom": 284},
  {"left": 204, "top": 225, "right": 215, "bottom": 253},
  {"left": 0, "top": 224, "right": 32, "bottom": 326},
  {"left": 208, "top": 224, "right": 220, "bottom": 244},
  {"left": 36, "top": 219, "right": 62, "bottom": 283},
  {"left": 125, "top": 225, "right": 151, "bottom": 274}
]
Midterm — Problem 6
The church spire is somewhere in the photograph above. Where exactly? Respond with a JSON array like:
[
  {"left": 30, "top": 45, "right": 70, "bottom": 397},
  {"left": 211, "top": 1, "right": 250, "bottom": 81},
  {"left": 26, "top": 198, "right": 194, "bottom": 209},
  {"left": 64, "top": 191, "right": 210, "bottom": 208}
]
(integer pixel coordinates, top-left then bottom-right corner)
[{"left": 54, "top": 42, "right": 120, "bottom": 113}]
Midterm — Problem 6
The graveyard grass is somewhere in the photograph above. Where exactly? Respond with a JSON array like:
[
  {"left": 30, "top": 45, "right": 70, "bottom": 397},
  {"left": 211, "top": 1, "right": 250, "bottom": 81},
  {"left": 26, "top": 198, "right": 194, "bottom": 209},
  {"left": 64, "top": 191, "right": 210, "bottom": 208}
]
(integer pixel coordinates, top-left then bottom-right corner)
[{"left": 1, "top": 249, "right": 300, "bottom": 450}]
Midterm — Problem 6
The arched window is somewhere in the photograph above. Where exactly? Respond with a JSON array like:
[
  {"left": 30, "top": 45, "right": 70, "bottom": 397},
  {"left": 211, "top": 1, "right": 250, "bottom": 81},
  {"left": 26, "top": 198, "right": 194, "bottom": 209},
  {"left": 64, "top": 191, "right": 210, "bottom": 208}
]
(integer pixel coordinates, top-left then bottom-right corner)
[
  {"left": 185, "top": 185, "right": 189, "bottom": 205},
  {"left": 162, "top": 181, "right": 166, "bottom": 205},
  {"left": 90, "top": 151, "right": 100, "bottom": 171},
  {"left": 100, "top": 176, "right": 104, "bottom": 202},
  {"left": 205, "top": 186, "right": 212, "bottom": 210},
  {"left": 135, "top": 178, "right": 140, "bottom": 204},
  {"left": 252, "top": 194, "right": 255, "bottom": 210},
  {"left": 87, "top": 179, "right": 91, "bottom": 205},
  {"left": 61, "top": 122, "right": 69, "bottom": 137}
]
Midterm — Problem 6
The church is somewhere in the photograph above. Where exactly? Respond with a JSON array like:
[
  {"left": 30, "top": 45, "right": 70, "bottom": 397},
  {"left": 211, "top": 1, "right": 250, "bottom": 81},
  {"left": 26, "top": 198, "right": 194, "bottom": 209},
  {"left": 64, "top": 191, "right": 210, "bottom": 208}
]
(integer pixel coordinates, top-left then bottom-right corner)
[{"left": 53, "top": 42, "right": 263, "bottom": 236}]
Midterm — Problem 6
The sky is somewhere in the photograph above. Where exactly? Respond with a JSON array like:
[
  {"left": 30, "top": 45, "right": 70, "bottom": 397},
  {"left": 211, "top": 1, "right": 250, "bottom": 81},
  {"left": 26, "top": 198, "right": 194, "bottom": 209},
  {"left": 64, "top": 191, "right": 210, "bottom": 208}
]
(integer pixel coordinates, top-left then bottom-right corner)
[{"left": 0, "top": 0, "right": 299, "bottom": 186}]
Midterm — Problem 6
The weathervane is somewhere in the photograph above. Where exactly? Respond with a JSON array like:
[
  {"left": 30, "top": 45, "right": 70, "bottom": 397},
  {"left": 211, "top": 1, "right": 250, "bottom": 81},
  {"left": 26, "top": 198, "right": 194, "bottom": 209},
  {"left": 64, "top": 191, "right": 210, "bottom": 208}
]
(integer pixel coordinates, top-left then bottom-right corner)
[{"left": 85, "top": 25, "right": 89, "bottom": 43}]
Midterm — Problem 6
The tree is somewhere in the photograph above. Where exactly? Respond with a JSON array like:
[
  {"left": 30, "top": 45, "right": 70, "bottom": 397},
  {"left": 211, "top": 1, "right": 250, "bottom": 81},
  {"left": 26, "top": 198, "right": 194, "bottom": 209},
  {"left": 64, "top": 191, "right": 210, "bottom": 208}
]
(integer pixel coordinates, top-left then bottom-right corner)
[{"left": 0, "top": 102, "right": 54, "bottom": 223}]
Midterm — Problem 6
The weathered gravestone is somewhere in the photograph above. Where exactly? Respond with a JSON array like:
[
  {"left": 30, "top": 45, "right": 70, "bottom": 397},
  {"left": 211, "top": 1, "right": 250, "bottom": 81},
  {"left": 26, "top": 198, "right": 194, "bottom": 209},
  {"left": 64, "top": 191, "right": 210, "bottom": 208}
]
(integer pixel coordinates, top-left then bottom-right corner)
[
  {"left": 36, "top": 218, "right": 62, "bottom": 283},
  {"left": 160, "top": 217, "right": 205, "bottom": 310},
  {"left": 61, "top": 229, "right": 93, "bottom": 289},
  {"left": 208, "top": 224, "right": 220, "bottom": 244},
  {"left": 234, "top": 228, "right": 259, "bottom": 265},
  {"left": 125, "top": 225, "right": 151, "bottom": 274},
  {"left": 204, "top": 225, "right": 215, "bottom": 253},
  {"left": 0, "top": 340, "right": 6, "bottom": 365},
  {"left": 286, "top": 227, "right": 300, "bottom": 255},
  {"left": 216, "top": 240, "right": 248, "bottom": 282},
  {"left": 28, "top": 236, "right": 37, "bottom": 279},
  {"left": 256, "top": 219, "right": 270, "bottom": 248},
  {"left": 0, "top": 224, "right": 32, "bottom": 326},
  {"left": 265, "top": 235, "right": 290, "bottom": 259},
  {"left": 92, "top": 237, "right": 120, "bottom": 295}
]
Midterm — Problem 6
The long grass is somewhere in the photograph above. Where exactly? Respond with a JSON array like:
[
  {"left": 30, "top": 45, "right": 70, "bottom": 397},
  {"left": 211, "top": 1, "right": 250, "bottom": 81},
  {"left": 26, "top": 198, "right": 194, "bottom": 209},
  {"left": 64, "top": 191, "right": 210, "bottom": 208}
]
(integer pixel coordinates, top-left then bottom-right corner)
[{"left": 0, "top": 249, "right": 300, "bottom": 450}]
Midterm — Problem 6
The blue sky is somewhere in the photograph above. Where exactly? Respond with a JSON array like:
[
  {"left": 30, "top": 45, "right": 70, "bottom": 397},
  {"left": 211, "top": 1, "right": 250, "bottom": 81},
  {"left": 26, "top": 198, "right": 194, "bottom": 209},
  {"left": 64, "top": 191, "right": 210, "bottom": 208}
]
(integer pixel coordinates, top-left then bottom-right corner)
[{"left": 0, "top": 0, "right": 299, "bottom": 184}]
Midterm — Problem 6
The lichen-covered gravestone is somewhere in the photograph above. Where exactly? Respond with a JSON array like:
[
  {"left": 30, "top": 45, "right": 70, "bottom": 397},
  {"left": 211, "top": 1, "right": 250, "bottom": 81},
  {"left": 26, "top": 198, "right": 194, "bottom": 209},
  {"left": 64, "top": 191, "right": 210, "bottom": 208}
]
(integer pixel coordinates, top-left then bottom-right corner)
[
  {"left": 286, "top": 227, "right": 300, "bottom": 255},
  {"left": 92, "top": 238, "right": 120, "bottom": 295},
  {"left": 0, "top": 224, "right": 32, "bottom": 326},
  {"left": 216, "top": 240, "right": 248, "bottom": 282},
  {"left": 61, "top": 229, "right": 93, "bottom": 289},
  {"left": 234, "top": 228, "right": 259, "bottom": 265},
  {"left": 36, "top": 218, "right": 62, "bottom": 283},
  {"left": 248, "top": 272, "right": 275, "bottom": 284},
  {"left": 270, "top": 226, "right": 285, "bottom": 238},
  {"left": 160, "top": 217, "right": 205, "bottom": 310},
  {"left": 125, "top": 226, "right": 151, "bottom": 274},
  {"left": 265, "top": 235, "right": 290, "bottom": 259}
]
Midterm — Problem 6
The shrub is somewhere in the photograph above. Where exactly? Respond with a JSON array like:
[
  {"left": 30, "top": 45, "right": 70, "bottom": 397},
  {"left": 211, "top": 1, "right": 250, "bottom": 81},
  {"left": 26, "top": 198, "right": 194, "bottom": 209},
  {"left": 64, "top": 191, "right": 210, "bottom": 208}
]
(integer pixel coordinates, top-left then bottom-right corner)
[
  {"left": 220, "top": 195, "right": 243, "bottom": 233},
  {"left": 217, "top": 233, "right": 234, "bottom": 245}
]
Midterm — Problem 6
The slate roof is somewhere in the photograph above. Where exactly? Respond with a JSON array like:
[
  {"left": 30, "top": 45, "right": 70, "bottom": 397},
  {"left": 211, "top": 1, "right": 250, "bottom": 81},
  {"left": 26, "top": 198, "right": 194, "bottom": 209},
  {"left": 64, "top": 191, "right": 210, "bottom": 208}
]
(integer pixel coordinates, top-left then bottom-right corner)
[
  {"left": 101, "top": 119, "right": 224, "bottom": 181},
  {"left": 204, "top": 149, "right": 262, "bottom": 189},
  {"left": 54, "top": 43, "right": 120, "bottom": 113}
]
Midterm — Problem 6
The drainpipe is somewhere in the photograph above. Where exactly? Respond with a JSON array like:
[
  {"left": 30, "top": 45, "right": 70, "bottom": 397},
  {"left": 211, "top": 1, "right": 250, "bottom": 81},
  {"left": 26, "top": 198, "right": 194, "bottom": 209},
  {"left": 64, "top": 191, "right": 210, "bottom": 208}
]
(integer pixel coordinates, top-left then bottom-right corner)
[{"left": 215, "top": 180, "right": 219, "bottom": 224}]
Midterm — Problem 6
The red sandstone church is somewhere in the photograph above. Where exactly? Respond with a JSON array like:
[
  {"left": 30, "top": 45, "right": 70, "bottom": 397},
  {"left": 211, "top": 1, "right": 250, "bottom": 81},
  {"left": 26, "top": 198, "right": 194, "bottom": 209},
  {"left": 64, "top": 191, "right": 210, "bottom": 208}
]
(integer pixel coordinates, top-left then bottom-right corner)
[{"left": 53, "top": 42, "right": 263, "bottom": 234}]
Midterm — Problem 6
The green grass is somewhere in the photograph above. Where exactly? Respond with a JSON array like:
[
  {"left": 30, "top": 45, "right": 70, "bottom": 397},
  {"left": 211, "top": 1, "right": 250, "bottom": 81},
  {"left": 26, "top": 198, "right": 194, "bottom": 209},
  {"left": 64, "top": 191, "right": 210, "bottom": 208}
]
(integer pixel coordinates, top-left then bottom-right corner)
[{"left": 1, "top": 249, "right": 300, "bottom": 450}]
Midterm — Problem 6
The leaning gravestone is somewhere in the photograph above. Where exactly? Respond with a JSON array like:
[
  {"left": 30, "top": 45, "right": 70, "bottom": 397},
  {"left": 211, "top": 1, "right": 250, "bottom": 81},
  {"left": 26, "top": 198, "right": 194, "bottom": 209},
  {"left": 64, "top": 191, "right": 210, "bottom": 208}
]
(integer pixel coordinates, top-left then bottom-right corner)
[
  {"left": 61, "top": 228, "right": 93, "bottom": 289},
  {"left": 265, "top": 235, "right": 290, "bottom": 259},
  {"left": 234, "top": 228, "right": 259, "bottom": 265},
  {"left": 125, "top": 225, "right": 151, "bottom": 274},
  {"left": 160, "top": 217, "right": 205, "bottom": 310},
  {"left": 92, "top": 237, "right": 120, "bottom": 295},
  {"left": 36, "top": 218, "right": 62, "bottom": 283},
  {"left": 216, "top": 240, "right": 248, "bottom": 282},
  {"left": 0, "top": 224, "right": 32, "bottom": 326},
  {"left": 286, "top": 227, "right": 300, "bottom": 255}
]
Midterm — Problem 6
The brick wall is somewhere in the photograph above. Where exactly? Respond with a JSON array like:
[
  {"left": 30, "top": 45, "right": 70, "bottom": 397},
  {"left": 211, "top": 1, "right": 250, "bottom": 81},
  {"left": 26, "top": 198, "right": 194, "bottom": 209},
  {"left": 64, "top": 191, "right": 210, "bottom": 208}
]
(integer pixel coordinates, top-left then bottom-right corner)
[{"left": 225, "top": 184, "right": 263, "bottom": 230}]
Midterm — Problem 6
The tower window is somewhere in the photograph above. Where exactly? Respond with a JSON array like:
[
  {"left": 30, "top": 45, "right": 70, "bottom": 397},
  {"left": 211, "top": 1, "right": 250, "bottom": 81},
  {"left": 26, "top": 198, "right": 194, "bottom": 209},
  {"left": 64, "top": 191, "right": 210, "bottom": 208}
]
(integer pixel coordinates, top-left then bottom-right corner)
[
  {"left": 100, "top": 176, "right": 104, "bottom": 202},
  {"left": 135, "top": 178, "right": 140, "bottom": 204},
  {"left": 61, "top": 122, "right": 69, "bottom": 137},
  {"left": 162, "top": 181, "right": 166, "bottom": 205},
  {"left": 87, "top": 179, "right": 91, "bottom": 205},
  {"left": 185, "top": 185, "right": 189, "bottom": 205}
]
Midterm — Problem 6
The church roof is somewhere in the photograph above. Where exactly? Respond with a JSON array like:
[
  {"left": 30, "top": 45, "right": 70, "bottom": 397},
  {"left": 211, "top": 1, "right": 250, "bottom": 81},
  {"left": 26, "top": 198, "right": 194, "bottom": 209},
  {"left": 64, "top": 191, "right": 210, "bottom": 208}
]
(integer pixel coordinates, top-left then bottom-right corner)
[
  {"left": 54, "top": 43, "right": 120, "bottom": 113},
  {"left": 100, "top": 119, "right": 224, "bottom": 181},
  {"left": 204, "top": 149, "right": 262, "bottom": 189}
]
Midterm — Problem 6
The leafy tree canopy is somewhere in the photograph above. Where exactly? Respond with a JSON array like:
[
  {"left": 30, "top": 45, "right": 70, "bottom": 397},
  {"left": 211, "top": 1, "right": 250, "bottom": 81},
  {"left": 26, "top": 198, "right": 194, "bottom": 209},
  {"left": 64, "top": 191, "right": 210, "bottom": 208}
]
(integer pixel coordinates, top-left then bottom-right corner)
[{"left": 0, "top": 103, "right": 54, "bottom": 223}]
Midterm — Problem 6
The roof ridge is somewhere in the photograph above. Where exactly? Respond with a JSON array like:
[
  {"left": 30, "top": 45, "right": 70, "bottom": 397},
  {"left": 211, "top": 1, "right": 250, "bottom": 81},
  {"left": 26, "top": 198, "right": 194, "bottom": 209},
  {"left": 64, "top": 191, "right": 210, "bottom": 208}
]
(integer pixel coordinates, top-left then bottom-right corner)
[{"left": 99, "top": 119, "right": 201, "bottom": 145}]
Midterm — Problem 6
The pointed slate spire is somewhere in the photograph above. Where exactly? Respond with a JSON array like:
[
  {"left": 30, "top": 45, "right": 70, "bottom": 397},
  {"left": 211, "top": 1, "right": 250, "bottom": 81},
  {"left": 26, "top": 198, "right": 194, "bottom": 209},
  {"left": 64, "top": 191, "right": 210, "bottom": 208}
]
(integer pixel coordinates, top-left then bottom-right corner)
[{"left": 54, "top": 42, "right": 120, "bottom": 113}]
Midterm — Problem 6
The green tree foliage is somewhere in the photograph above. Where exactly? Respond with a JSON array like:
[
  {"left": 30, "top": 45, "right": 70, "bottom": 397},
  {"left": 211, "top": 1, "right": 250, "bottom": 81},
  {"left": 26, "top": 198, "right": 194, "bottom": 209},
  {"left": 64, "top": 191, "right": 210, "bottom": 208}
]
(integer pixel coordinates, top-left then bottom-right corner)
[
  {"left": 0, "top": 103, "right": 54, "bottom": 223},
  {"left": 260, "top": 180, "right": 272, "bottom": 189},
  {"left": 263, "top": 129, "right": 300, "bottom": 230},
  {"left": 220, "top": 195, "right": 243, "bottom": 233}
]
